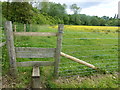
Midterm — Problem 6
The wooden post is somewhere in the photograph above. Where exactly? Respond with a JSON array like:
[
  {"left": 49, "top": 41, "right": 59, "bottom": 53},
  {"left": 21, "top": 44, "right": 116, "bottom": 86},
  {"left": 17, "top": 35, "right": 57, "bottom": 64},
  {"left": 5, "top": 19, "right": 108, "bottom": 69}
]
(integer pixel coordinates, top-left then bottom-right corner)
[
  {"left": 32, "top": 66, "right": 41, "bottom": 88},
  {"left": 24, "top": 24, "right": 26, "bottom": 32},
  {"left": 5, "top": 21, "right": 17, "bottom": 77},
  {"left": 60, "top": 52, "right": 98, "bottom": 70},
  {"left": 30, "top": 24, "right": 31, "bottom": 32},
  {"left": 54, "top": 24, "right": 64, "bottom": 77},
  {"left": 14, "top": 25, "right": 16, "bottom": 32}
]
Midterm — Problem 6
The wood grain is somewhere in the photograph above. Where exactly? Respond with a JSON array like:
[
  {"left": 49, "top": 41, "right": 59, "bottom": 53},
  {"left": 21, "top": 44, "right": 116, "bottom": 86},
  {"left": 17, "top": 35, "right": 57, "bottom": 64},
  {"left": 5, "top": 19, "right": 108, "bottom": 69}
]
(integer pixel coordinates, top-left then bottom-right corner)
[
  {"left": 5, "top": 21, "right": 17, "bottom": 76},
  {"left": 14, "top": 32, "right": 57, "bottom": 36},
  {"left": 54, "top": 24, "right": 64, "bottom": 77},
  {"left": 32, "top": 66, "right": 40, "bottom": 78},
  {"left": 17, "top": 61, "right": 55, "bottom": 67},
  {"left": 15, "top": 47, "right": 55, "bottom": 58},
  {"left": 60, "top": 52, "right": 97, "bottom": 70}
]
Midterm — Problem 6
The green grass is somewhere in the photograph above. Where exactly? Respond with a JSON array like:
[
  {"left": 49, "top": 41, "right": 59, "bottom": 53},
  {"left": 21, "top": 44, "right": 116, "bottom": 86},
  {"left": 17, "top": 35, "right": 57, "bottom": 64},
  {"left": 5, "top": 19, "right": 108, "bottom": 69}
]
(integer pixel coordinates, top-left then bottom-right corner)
[
  {"left": 2, "top": 24, "right": 119, "bottom": 88},
  {"left": 47, "top": 73, "right": 119, "bottom": 88}
]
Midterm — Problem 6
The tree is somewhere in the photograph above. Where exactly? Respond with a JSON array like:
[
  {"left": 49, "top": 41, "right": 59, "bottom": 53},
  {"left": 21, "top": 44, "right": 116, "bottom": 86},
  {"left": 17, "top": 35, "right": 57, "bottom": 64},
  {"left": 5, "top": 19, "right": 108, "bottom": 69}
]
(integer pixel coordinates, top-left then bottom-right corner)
[
  {"left": 2, "top": 2, "right": 33, "bottom": 23},
  {"left": 80, "top": 14, "right": 91, "bottom": 25},
  {"left": 70, "top": 4, "right": 81, "bottom": 14},
  {"left": 48, "top": 3, "right": 66, "bottom": 17},
  {"left": 90, "top": 16, "right": 100, "bottom": 26},
  {"left": 40, "top": 0, "right": 49, "bottom": 13}
]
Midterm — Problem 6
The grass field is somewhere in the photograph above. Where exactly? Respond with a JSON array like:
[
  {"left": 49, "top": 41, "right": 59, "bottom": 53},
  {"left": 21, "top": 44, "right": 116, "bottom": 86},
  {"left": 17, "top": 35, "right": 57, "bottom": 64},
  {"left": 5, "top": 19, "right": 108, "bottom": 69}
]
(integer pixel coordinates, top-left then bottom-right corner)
[{"left": 2, "top": 24, "right": 119, "bottom": 88}]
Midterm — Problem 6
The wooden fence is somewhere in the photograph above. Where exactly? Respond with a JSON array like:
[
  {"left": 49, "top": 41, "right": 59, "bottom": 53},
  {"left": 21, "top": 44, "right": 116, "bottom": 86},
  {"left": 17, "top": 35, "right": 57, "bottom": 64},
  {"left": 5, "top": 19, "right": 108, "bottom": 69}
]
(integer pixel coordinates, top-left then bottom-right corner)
[
  {"left": 4, "top": 21, "right": 98, "bottom": 88},
  {"left": 5, "top": 21, "right": 64, "bottom": 88}
]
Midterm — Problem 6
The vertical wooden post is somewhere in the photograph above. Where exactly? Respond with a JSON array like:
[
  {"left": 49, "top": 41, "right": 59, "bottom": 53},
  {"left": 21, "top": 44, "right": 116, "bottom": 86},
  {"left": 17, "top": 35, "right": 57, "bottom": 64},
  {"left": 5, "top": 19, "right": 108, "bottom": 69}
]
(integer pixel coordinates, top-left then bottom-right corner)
[
  {"left": 54, "top": 24, "right": 64, "bottom": 77},
  {"left": 32, "top": 66, "right": 41, "bottom": 88},
  {"left": 14, "top": 25, "right": 16, "bottom": 32},
  {"left": 24, "top": 24, "right": 26, "bottom": 32},
  {"left": 30, "top": 24, "right": 31, "bottom": 32},
  {"left": 5, "top": 21, "right": 17, "bottom": 77}
]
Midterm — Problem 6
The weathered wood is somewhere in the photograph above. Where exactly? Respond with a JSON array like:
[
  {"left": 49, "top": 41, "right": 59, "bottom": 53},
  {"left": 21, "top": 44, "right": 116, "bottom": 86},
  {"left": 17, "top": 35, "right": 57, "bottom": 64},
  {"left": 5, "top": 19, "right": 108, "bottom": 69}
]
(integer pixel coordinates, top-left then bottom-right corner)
[
  {"left": 24, "top": 24, "right": 26, "bottom": 32},
  {"left": 60, "top": 52, "right": 98, "bottom": 70},
  {"left": 15, "top": 47, "right": 55, "bottom": 58},
  {"left": 32, "top": 78, "right": 41, "bottom": 88},
  {"left": 14, "top": 25, "right": 16, "bottom": 32},
  {"left": 32, "top": 66, "right": 40, "bottom": 78},
  {"left": 14, "top": 32, "right": 57, "bottom": 36},
  {"left": 54, "top": 24, "right": 64, "bottom": 77},
  {"left": 5, "top": 21, "right": 17, "bottom": 77},
  {"left": 32, "top": 66, "right": 41, "bottom": 88},
  {"left": 0, "top": 42, "right": 6, "bottom": 47},
  {"left": 30, "top": 24, "right": 32, "bottom": 32},
  {"left": 17, "top": 61, "right": 55, "bottom": 67}
]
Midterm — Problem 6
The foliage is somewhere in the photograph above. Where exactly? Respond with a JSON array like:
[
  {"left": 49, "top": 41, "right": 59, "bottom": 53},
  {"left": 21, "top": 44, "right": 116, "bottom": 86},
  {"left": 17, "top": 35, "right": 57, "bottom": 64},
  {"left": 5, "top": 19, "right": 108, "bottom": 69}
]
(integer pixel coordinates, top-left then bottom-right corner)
[
  {"left": 1, "top": 1, "right": 120, "bottom": 26},
  {"left": 2, "top": 2, "right": 34, "bottom": 24}
]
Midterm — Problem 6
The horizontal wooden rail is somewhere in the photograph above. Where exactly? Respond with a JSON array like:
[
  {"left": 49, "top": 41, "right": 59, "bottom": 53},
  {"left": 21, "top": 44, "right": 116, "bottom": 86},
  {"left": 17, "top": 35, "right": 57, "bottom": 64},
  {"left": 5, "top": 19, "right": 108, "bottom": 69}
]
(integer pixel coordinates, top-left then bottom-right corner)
[
  {"left": 60, "top": 52, "right": 98, "bottom": 70},
  {"left": 14, "top": 32, "right": 57, "bottom": 36},
  {"left": 17, "top": 61, "right": 55, "bottom": 67},
  {"left": 0, "top": 42, "right": 6, "bottom": 47},
  {"left": 15, "top": 47, "right": 56, "bottom": 58}
]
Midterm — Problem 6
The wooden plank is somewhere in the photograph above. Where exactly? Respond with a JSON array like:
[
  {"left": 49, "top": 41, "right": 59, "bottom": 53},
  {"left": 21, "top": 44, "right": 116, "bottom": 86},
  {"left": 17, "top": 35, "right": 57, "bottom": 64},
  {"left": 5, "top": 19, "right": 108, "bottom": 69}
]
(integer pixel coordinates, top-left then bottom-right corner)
[
  {"left": 32, "top": 78, "right": 41, "bottom": 88},
  {"left": 17, "top": 61, "right": 55, "bottom": 67},
  {"left": 60, "top": 52, "right": 98, "bottom": 70},
  {"left": 15, "top": 47, "right": 55, "bottom": 52},
  {"left": 15, "top": 47, "right": 55, "bottom": 58},
  {"left": 14, "top": 32, "right": 57, "bottom": 36},
  {"left": 0, "top": 42, "right": 6, "bottom": 47},
  {"left": 5, "top": 21, "right": 17, "bottom": 77},
  {"left": 32, "top": 66, "right": 41, "bottom": 88},
  {"left": 32, "top": 66, "right": 40, "bottom": 78},
  {"left": 54, "top": 24, "right": 64, "bottom": 77}
]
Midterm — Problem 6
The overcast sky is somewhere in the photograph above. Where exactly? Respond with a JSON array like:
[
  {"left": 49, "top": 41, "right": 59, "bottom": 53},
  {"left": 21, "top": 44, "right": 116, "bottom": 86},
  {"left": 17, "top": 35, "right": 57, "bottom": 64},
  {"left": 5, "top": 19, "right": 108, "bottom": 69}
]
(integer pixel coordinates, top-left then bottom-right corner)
[
  {"left": 49, "top": 0, "right": 119, "bottom": 18},
  {"left": 1, "top": 0, "right": 119, "bottom": 17}
]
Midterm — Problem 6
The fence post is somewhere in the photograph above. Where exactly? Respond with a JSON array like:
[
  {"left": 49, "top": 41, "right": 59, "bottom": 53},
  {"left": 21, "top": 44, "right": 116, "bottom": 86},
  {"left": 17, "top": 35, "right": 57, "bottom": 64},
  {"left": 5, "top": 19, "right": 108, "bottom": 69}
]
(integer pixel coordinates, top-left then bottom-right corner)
[
  {"left": 14, "top": 25, "right": 16, "bottom": 32},
  {"left": 24, "top": 24, "right": 26, "bottom": 32},
  {"left": 30, "top": 24, "right": 31, "bottom": 32},
  {"left": 5, "top": 21, "right": 17, "bottom": 77},
  {"left": 54, "top": 24, "right": 64, "bottom": 77}
]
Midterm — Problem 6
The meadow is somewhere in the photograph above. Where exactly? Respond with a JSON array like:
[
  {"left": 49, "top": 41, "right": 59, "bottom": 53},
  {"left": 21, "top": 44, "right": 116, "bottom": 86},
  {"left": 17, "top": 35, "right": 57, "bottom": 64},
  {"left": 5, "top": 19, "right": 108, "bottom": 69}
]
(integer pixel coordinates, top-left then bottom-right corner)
[{"left": 2, "top": 24, "right": 119, "bottom": 88}]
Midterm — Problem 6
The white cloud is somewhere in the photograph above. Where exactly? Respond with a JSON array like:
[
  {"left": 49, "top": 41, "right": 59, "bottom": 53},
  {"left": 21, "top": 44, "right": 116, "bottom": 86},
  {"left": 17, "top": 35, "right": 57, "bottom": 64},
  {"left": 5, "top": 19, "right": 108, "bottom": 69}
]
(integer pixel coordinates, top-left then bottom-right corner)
[
  {"left": 80, "top": 0, "right": 118, "bottom": 17},
  {"left": 50, "top": 0, "right": 119, "bottom": 17},
  {"left": 49, "top": 0, "right": 117, "bottom": 3}
]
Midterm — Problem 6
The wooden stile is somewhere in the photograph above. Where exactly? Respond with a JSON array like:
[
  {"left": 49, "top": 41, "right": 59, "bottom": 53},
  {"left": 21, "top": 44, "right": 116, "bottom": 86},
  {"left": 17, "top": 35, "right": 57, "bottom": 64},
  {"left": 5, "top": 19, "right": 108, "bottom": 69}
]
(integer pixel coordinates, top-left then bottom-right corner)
[
  {"left": 5, "top": 21, "right": 17, "bottom": 77},
  {"left": 5, "top": 21, "right": 64, "bottom": 88},
  {"left": 14, "top": 32, "right": 57, "bottom": 36}
]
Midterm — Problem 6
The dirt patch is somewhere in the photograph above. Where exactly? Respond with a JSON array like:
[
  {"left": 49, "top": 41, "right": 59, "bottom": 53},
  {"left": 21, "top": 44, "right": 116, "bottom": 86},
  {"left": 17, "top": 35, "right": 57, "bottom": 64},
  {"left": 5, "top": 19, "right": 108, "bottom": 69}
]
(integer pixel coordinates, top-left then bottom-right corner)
[{"left": 55, "top": 72, "right": 119, "bottom": 85}]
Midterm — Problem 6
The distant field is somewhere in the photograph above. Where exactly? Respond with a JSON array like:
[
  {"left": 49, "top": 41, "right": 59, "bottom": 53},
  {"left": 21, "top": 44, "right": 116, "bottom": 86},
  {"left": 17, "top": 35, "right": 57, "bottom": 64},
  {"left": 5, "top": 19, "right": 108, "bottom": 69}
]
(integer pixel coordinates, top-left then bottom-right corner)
[
  {"left": 2, "top": 25, "right": 118, "bottom": 88},
  {"left": 12, "top": 25, "right": 118, "bottom": 76},
  {"left": 51, "top": 25, "right": 118, "bottom": 32}
]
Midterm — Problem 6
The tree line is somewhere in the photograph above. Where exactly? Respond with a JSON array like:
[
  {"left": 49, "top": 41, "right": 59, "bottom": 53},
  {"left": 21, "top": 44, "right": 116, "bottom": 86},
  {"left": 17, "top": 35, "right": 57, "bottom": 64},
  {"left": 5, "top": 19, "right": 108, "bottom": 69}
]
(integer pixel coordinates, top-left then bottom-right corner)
[{"left": 1, "top": 1, "right": 120, "bottom": 26}]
